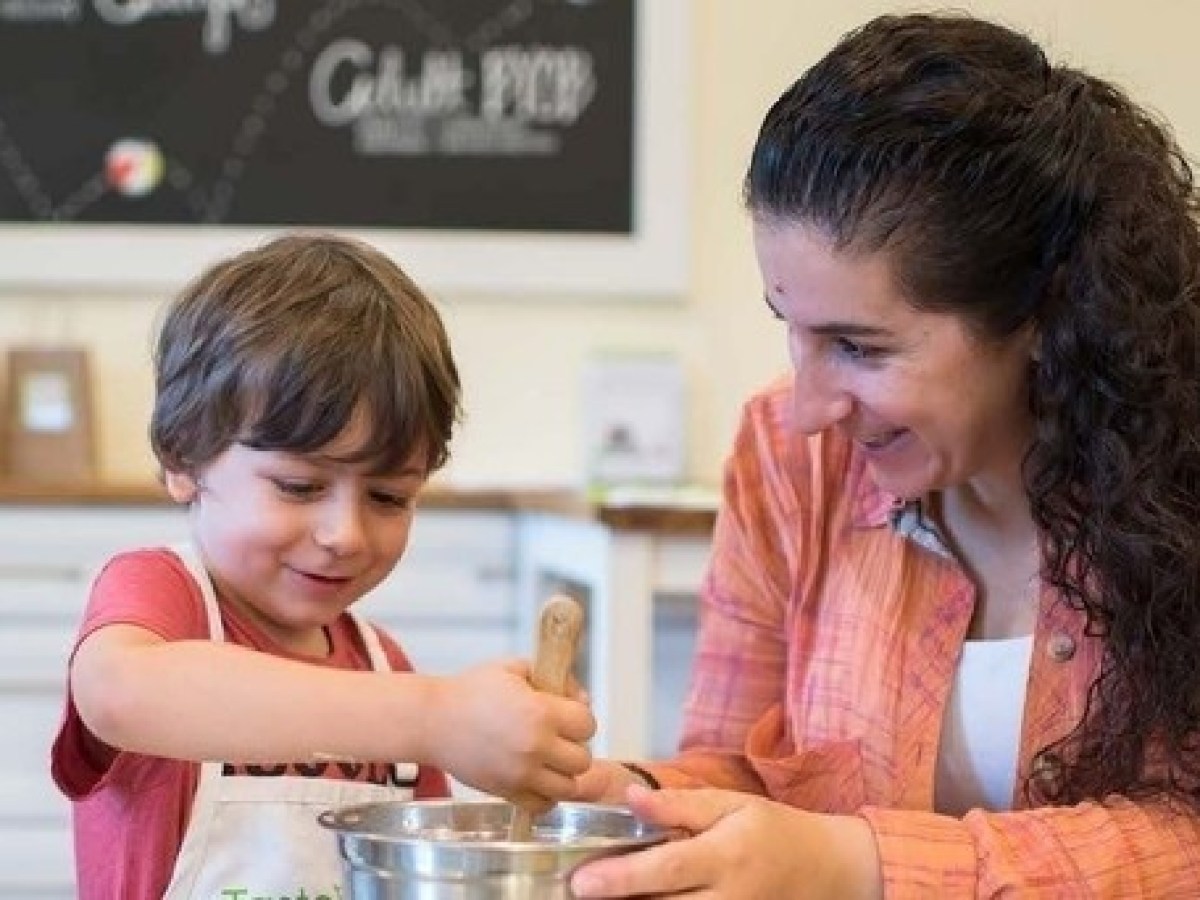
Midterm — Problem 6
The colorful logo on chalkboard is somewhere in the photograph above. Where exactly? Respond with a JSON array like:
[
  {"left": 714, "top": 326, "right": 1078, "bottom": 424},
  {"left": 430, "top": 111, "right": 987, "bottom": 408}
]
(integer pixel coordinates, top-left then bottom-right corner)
[{"left": 104, "top": 138, "right": 164, "bottom": 198}]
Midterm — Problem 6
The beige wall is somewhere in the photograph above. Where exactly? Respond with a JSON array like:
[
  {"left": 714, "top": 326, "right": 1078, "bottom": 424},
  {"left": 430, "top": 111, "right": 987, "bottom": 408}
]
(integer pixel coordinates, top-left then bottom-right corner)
[{"left": 2, "top": 1, "right": 1197, "bottom": 487}]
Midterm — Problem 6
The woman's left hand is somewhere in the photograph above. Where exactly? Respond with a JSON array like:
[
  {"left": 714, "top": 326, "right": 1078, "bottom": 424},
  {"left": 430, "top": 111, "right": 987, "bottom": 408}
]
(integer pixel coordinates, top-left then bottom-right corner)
[{"left": 570, "top": 784, "right": 883, "bottom": 899}]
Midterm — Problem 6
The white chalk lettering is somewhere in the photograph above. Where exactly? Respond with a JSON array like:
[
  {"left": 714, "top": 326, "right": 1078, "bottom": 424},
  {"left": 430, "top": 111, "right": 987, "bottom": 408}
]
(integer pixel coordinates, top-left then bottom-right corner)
[
  {"left": 479, "top": 46, "right": 595, "bottom": 125},
  {"left": 91, "top": 0, "right": 275, "bottom": 54},
  {"left": 310, "top": 39, "right": 469, "bottom": 127}
]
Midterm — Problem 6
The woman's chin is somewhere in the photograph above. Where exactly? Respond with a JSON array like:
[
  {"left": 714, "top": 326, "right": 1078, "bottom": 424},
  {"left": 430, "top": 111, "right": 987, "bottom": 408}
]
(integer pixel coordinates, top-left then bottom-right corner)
[{"left": 864, "top": 461, "right": 939, "bottom": 503}]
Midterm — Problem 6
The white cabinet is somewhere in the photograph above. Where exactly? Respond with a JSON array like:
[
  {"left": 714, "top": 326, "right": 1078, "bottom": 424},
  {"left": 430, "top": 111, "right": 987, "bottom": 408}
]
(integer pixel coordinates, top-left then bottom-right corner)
[
  {"left": 357, "top": 509, "right": 520, "bottom": 672},
  {"left": 0, "top": 504, "right": 519, "bottom": 897},
  {"left": 0, "top": 506, "right": 189, "bottom": 898},
  {"left": 514, "top": 512, "right": 709, "bottom": 759}
]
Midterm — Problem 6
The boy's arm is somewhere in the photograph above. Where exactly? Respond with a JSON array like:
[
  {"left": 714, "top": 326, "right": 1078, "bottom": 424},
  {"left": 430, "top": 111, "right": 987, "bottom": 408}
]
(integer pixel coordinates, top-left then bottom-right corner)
[
  {"left": 72, "top": 623, "right": 441, "bottom": 763},
  {"left": 70, "top": 624, "right": 594, "bottom": 802}
]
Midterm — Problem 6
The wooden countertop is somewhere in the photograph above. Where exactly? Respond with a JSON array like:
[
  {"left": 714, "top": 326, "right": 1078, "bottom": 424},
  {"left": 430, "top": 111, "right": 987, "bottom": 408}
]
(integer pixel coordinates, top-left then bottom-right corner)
[{"left": 0, "top": 479, "right": 718, "bottom": 535}]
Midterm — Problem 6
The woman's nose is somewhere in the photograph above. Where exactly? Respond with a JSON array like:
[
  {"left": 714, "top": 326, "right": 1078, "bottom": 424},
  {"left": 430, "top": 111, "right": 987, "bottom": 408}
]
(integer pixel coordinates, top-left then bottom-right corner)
[{"left": 790, "top": 359, "right": 852, "bottom": 435}]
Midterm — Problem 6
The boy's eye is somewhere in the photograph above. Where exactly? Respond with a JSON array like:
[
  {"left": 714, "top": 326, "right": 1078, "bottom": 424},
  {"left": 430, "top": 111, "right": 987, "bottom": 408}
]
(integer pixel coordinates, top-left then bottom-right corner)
[
  {"left": 369, "top": 490, "right": 414, "bottom": 510},
  {"left": 272, "top": 478, "right": 323, "bottom": 499}
]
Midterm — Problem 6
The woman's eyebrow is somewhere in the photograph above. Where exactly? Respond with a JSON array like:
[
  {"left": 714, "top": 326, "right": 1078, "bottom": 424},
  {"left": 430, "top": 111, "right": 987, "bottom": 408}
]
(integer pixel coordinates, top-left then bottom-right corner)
[
  {"left": 764, "top": 296, "right": 890, "bottom": 338},
  {"left": 810, "top": 322, "right": 890, "bottom": 337}
]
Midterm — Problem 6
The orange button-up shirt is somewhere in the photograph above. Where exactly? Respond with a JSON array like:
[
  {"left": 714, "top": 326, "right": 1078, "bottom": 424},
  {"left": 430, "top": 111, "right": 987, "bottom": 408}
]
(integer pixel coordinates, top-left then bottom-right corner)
[{"left": 645, "top": 377, "right": 1200, "bottom": 896}]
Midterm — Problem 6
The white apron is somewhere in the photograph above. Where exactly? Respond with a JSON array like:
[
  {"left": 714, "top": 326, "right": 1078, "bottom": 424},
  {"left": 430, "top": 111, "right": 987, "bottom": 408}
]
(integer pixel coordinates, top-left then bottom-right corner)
[{"left": 162, "top": 544, "right": 417, "bottom": 900}]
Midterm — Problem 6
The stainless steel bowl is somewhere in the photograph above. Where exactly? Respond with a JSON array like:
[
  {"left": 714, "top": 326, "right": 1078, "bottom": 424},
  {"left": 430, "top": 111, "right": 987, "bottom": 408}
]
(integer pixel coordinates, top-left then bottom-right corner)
[{"left": 319, "top": 799, "right": 667, "bottom": 899}]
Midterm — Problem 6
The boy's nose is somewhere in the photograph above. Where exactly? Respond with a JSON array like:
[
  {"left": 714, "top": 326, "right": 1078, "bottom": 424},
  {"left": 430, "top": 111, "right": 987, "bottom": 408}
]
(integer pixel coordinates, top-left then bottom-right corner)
[{"left": 313, "top": 500, "right": 367, "bottom": 555}]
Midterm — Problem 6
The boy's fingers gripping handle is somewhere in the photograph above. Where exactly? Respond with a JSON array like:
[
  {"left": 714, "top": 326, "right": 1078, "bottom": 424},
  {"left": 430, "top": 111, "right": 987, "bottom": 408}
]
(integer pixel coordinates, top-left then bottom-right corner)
[{"left": 509, "top": 595, "right": 585, "bottom": 841}]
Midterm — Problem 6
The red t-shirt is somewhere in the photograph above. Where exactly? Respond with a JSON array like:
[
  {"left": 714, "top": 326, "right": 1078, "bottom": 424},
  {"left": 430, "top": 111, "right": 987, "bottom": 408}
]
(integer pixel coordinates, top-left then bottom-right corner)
[{"left": 50, "top": 548, "right": 449, "bottom": 899}]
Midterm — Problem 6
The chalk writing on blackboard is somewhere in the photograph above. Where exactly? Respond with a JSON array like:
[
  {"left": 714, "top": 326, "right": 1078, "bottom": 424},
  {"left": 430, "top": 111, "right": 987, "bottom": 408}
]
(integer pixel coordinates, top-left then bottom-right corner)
[{"left": 0, "top": 0, "right": 634, "bottom": 232}]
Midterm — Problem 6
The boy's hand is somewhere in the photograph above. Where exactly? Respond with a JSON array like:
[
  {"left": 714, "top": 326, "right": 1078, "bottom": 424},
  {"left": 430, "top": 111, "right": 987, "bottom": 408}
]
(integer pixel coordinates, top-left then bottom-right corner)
[
  {"left": 427, "top": 660, "right": 596, "bottom": 805},
  {"left": 573, "top": 759, "right": 643, "bottom": 804}
]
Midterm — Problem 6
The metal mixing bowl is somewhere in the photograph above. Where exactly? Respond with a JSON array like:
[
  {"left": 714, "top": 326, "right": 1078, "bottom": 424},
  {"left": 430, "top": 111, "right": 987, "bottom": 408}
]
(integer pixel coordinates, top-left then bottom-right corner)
[{"left": 319, "top": 799, "right": 668, "bottom": 899}]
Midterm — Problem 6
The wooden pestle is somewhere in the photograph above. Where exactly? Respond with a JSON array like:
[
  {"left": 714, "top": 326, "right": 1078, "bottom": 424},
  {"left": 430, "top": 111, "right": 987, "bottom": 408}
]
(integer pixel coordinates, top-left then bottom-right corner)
[{"left": 508, "top": 594, "right": 585, "bottom": 842}]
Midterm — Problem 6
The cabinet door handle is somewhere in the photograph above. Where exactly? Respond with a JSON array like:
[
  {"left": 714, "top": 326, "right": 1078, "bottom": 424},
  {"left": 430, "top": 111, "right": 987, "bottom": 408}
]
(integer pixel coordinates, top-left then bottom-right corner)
[{"left": 475, "top": 565, "right": 513, "bottom": 583}]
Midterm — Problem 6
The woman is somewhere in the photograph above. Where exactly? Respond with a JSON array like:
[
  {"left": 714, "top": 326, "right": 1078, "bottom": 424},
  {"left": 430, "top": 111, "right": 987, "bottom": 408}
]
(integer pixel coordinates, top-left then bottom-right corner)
[{"left": 572, "top": 13, "right": 1200, "bottom": 898}]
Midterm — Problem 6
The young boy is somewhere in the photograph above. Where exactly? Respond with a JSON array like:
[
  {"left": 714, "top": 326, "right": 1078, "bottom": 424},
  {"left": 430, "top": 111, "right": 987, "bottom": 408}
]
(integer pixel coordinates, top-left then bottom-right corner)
[{"left": 50, "top": 233, "right": 595, "bottom": 899}]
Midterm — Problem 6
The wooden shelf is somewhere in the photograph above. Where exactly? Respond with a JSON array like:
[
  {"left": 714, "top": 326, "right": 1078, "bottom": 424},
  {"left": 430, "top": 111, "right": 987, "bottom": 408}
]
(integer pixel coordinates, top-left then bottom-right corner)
[
  {"left": 0, "top": 479, "right": 169, "bottom": 505},
  {"left": 0, "top": 479, "right": 717, "bottom": 534},
  {"left": 595, "top": 505, "right": 715, "bottom": 535}
]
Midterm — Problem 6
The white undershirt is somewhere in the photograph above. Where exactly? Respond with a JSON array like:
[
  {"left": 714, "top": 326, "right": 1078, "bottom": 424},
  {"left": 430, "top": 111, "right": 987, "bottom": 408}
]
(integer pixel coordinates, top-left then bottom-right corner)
[{"left": 933, "top": 635, "right": 1034, "bottom": 817}]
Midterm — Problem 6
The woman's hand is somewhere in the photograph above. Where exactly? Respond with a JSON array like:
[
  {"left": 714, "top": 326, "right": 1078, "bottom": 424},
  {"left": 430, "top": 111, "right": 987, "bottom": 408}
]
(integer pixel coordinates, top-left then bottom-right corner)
[{"left": 570, "top": 784, "right": 883, "bottom": 899}]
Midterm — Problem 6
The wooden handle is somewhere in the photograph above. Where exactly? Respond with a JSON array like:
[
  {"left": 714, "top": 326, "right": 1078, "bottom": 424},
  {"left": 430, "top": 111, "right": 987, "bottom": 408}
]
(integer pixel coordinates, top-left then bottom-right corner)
[
  {"left": 509, "top": 594, "right": 585, "bottom": 841},
  {"left": 530, "top": 594, "right": 585, "bottom": 694}
]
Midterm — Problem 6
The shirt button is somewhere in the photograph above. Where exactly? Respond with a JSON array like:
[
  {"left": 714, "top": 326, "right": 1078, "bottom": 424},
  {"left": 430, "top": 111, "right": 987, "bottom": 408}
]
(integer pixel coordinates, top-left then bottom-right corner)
[{"left": 1047, "top": 632, "right": 1076, "bottom": 662}]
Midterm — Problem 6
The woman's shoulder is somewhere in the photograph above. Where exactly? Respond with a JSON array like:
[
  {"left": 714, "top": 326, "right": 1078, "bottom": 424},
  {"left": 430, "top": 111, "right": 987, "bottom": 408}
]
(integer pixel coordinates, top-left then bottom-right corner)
[
  {"left": 737, "top": 375, "right": 858, "bottom": 484},
  {"left": 741, "top": 374, "right": 794, "bottom": 427}
]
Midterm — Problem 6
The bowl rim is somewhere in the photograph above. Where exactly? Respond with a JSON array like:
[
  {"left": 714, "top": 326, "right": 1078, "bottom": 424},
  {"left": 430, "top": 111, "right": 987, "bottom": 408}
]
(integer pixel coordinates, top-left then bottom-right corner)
[{"left": 317, "top": 798, "right": 669, "bottom": 852}]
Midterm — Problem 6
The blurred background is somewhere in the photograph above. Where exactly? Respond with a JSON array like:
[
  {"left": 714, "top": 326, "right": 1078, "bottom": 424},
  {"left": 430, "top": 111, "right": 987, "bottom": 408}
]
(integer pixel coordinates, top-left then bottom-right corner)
[{"left": 1, "top": 0, "right": 1192, "bottom": 491}]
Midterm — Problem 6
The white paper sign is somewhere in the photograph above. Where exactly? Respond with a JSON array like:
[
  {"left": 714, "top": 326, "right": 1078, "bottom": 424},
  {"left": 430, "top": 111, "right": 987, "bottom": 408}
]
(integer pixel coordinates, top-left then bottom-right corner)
[
  {"left": 582, "top": 354, "right": 685, "bottom": 485},
  {"left": 19, "top": 372, "right": 75, "bottom": 433}
]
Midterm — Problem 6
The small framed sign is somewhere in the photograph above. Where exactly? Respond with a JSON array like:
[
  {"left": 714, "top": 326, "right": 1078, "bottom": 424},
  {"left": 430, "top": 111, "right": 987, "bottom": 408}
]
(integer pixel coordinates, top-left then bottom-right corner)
[
  {"left": 582, "top": 353, "right": 686, "bottom": 486},
  {"left": 3, "top": 347, "right": 96, "bottom": 482}
]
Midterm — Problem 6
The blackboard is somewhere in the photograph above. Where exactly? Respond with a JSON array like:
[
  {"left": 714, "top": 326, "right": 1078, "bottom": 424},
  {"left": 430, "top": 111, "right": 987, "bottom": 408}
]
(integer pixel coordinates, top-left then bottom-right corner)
[{"left": 0, "top": 0, "right": 689, "bottom": 295}]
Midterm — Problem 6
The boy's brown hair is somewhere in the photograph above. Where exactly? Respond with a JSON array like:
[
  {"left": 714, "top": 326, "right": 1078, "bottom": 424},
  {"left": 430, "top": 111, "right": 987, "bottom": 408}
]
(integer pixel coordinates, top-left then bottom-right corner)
[{"left": 150, "top": 232, "right": 461, "bottom": 476}]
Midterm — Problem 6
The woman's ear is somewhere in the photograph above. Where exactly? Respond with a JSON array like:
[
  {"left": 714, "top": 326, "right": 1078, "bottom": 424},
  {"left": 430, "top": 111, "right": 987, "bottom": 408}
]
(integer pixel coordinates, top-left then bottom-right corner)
[
  {"left": 1020, "top": 322, "right": 1041, "bottom": 364},
  {"left": 163, "top": 470, "right": 199, "bottom": 504}
]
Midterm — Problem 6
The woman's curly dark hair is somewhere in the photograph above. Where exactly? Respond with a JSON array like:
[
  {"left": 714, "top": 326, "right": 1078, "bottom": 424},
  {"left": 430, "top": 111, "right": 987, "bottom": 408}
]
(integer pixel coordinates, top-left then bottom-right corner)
[{"left": 745, "top": 13, "right": 1200, "bottom": 809}]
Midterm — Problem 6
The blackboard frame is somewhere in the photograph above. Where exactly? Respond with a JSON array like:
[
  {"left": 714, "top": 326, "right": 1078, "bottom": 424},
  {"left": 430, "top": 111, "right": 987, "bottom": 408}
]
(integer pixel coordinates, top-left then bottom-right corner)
[{"left": 0, "top": 0, "right": 689, "bottom": 298}]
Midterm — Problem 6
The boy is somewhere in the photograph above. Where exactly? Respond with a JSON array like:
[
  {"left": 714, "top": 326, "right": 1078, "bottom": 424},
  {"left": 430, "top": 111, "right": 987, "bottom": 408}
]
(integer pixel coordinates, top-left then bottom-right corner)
[{"left": 51, "top": 233, "right": 594, "bottom": 898}]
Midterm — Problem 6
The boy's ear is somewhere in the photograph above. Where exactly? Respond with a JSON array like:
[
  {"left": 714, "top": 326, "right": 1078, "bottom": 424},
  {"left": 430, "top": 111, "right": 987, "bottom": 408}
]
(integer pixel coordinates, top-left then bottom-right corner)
[{"left": 163, "top": 470, "right": 199, "bottom": 504}]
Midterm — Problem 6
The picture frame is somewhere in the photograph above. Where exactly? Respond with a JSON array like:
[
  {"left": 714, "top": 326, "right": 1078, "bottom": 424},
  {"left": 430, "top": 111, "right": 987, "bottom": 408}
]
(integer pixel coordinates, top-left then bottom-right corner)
[{"left": 3, "top": 346, "right": 97, "bottom": 482}]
